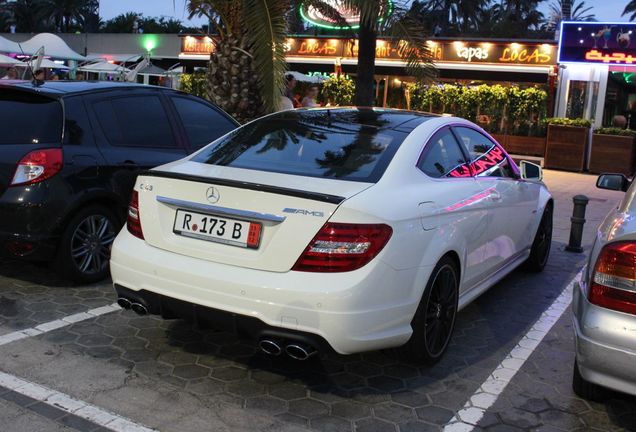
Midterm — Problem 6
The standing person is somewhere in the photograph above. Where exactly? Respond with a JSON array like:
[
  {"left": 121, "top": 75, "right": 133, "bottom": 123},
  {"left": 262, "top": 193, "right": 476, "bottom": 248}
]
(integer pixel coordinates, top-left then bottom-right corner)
[
  {"left": 1, "top": 67, "right": 18, "bottom": 80},
  {"left": 33, "top": 69, "right": 45, "bottom": 81},
  {"left": 75, "top": 72, "right": 85, "bottom": 81},
  {"left": 284, "top": 73, "right": 299, "bottom": 107},
  {"left": 302, "top": 86, "right": 320, "bottom": 108}
]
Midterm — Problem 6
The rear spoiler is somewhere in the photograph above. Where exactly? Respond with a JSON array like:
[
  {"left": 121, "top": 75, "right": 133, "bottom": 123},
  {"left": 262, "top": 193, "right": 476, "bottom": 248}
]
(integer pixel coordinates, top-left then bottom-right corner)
[{"left": 140, "top": 170, "right": 346, "bottom": 205}]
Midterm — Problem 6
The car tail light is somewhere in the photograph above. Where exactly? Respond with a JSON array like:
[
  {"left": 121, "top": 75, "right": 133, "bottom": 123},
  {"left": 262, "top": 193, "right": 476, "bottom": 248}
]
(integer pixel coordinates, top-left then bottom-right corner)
[
  {"left": 292, "top": 223, "right": 392, "bottom": 272},
  {"left": 127, "top": 190, "right": 144, "bottom": 240},
  {"left": 11, "top": 148, "right": 63, "bottom": 186},
  {"left": 589, "top": 242, "right": 636, "bottom": 315}
]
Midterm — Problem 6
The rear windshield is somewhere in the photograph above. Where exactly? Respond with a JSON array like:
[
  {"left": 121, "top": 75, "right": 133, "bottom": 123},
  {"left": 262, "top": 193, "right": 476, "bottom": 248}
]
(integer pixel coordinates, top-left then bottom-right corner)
[
  {"left": 0, "top": 90, "right": 62, "bottom": 145},
  {"left": 192, "top": 109, "right": 427, "bottom": 182}
]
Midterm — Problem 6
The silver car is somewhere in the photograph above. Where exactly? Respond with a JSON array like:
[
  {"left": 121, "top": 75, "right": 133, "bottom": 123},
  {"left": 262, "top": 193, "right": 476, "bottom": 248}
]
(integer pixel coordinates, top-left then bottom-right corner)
[{"left": 572, "top": 173, "right": 636, "bottom": 400}]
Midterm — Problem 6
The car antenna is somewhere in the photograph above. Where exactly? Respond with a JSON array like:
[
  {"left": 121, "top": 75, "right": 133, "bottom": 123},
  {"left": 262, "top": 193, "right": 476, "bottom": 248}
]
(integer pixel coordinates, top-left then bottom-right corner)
[{"left": 18, "top": 43, "right": 42, "bottom": 87}]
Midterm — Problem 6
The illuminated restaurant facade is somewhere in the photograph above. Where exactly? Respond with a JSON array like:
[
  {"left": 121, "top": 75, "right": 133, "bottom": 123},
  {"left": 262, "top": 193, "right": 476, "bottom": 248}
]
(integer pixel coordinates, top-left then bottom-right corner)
[
  {"left": 179, "top": 34, "right": 557, "bottom": 108},
  {"left": 556, "top": 21, "right": 636, "bottom": 128}
]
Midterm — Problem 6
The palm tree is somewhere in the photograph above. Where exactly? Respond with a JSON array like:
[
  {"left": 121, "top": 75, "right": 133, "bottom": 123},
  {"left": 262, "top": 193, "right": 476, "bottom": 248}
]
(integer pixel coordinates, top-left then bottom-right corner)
[
  {"left": 10, "top": 0, "right": 49, "bottom": 32},
  {"left": 545, "top": 0, "right": 594, "bottom": 32},
  {"left": 39, "top": 0, "right": 98, "bottom": 32},
  {"left": 623, "top": 0, "right": 636, "bottom": 21},
  {"left": 186, "top": 0, "right": 435, "bottom": 121},
  {"left": 342, "top": 0, "right": 436, "bottom": 106},
  {"left": 102, "top": 12, "right": 140, "bottom": 33}
]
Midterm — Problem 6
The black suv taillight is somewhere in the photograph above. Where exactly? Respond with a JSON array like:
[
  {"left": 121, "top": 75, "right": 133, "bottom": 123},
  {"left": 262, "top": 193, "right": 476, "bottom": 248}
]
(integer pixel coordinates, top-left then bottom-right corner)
[{"left": 11, "top": 148, "right": 63, "bottom": 186}]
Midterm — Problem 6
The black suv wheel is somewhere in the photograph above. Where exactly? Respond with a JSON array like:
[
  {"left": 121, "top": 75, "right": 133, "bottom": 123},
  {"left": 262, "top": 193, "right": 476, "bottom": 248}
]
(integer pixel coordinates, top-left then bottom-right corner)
[{"left": 56, "top": 205, "right": 120, "bottom": 284}]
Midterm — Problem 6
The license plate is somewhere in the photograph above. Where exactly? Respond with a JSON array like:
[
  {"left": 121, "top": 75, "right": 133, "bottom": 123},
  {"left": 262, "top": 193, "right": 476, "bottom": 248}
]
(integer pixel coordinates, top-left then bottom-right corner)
[{"left": 173, "top": 209, "right": 262, "bottom": 249}]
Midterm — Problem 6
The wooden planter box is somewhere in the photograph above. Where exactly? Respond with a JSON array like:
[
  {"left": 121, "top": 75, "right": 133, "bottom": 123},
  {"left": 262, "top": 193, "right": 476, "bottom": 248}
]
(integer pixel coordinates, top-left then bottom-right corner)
[
  {"left": 505, "top": 136, "right": 547, "bottom": 157},
  {"left": 589, "top": 134, "right": 636, "bottom": 175},
  {"left": 491, "top": 134, "right": 507, "bottom": 147},
  {"left": 545, "top": 125, "right": 590, "bottom": 172}
]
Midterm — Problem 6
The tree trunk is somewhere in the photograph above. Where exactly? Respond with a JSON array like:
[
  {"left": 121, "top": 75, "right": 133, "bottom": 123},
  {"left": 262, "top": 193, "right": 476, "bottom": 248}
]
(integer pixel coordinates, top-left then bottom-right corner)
[{"left": 354, "top": 22, "right": 377, "bottom": 107}]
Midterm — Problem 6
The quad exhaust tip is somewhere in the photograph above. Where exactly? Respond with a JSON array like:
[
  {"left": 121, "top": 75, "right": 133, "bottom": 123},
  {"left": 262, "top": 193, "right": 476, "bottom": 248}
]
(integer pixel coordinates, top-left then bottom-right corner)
[
  {"left": 258, "top": 339, "right": 283, "bottom": 356},
  {"left": 117, "top": 297, "right": 148, "bottom": 315},
  {"left": 117, "top": 297, "right": 132, "bottom": 310},
  {"left": 285, "top": 343, "right": 317, "bottom": 361},
  {"left": 130, "top": 303, "right": 148, "bottom": 316}
]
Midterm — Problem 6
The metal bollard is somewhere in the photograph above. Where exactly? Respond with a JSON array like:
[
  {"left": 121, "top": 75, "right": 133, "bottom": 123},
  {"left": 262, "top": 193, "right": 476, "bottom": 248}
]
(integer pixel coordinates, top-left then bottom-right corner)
[{"left": 565, "top": 195, "right": 589, "bottom": 253}]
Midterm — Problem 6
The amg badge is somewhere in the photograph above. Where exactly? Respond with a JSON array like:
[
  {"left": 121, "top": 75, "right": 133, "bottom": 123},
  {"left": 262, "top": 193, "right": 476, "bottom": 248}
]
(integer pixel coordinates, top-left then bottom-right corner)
[{"left": 283, "top": 208, "right": 325, "bottom": 217}]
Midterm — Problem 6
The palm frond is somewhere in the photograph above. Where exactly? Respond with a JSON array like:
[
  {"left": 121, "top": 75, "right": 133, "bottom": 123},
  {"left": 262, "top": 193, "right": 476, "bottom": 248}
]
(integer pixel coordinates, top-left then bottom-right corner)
[
  {"left": 381, "top": 1, "right": 437, "bottom": 83},
  {"left": 187, "top": 0, "right": 235, "bottom": 36},
  {"left": 243, "top": 0, "right": 289, "bottom": 113}
]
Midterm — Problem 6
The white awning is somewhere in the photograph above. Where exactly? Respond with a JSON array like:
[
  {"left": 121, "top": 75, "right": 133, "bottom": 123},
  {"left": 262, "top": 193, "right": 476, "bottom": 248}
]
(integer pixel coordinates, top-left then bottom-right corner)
[
  {"left": 86, "top": 53, "right": 142, "bottom": 63},
  {"left": 19, "top": 33, "right": 85, "bottom": 61},
  {"left": 0, "top": 54, "right": 24, "bottom": 65},
  {"left": 288, "top": 71, "right": 327, "bottom": 83},
  {"left": 16, "top": 58, "right": 70, "bottom": 70},
  {"left": 0, "top": 35, "right": 31, "bottom": 55},
  {"left": 79, "top": 61, "right": 131, "bottom": 74}
]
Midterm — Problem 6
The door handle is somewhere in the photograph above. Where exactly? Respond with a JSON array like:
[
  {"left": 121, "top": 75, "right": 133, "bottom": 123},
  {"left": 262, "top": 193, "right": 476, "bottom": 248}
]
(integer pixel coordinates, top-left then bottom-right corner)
[{"left": 489, "top": 190, "right": 502, "bottom": 202}]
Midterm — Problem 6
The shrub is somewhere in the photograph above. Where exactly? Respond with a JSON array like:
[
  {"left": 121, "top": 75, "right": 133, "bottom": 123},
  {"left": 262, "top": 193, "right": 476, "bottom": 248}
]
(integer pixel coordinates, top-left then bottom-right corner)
[
  {"left": 546, "top": 118, "right": 592, "bottom": 128},
  {"left": 408, "top": 83, "right": 548, "bottom": 136},
  {"left": 179, "top": 71, "right": 208, "bottom": 99},
  {"left": 320, "top": 75, "right": 355, "bottom": 106},
  {"left": 595, "top": 127, "right": 636, "bottom": 136}
]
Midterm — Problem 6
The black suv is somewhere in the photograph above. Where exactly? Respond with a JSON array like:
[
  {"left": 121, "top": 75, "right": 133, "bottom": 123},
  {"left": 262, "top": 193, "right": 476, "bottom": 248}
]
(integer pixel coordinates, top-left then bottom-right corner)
[{"left": 0, "top": 81, "right": 238, "bottom": 283}]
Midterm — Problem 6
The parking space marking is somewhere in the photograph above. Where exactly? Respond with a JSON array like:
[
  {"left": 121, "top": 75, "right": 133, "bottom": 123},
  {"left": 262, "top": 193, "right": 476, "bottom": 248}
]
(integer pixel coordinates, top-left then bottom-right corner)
[
  {"left": 443, "top": 270, "right": 582, "bottom": 432},
  {"left": 0, "top": 370, "right": 156, "bottom": 432},
  {"left": 0, "top": 303, "right": 119, "bottom": 347}
]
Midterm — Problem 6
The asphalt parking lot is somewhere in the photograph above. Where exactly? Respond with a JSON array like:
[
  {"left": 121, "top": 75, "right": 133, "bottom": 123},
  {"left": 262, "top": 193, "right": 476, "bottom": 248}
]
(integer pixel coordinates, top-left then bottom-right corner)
[{"left": 0, "top": 170, "right": 634, "bottom": 432}]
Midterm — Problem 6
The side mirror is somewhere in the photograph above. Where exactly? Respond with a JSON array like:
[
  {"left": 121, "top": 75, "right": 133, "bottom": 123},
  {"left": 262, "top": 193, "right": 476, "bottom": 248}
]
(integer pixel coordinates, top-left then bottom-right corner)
[
  {"left": 519, "top": 160, "right": 543, "bottom": 181},
  {"left": 597, "top": 173, "right": 629, "bottom": 192}
]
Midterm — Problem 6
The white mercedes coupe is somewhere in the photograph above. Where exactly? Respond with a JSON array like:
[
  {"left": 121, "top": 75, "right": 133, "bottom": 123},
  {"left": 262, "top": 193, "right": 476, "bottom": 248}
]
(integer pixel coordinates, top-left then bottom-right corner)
[{"left": 110, "top": 108, "right": 553, "bottom": 363}]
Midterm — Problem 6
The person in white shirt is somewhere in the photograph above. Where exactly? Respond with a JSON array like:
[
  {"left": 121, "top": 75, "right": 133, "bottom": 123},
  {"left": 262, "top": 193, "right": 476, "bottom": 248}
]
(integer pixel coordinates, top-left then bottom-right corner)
[
  {"left": 1, "top": 67, "right": 18, "bottom": 80},
  {"left": 301, "top": 86, "right": 320, "bottom": 108}
]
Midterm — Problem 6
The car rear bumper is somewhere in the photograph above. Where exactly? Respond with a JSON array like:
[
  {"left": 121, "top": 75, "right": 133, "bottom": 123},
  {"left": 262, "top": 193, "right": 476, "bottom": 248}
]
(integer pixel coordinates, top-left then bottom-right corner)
[
  {"left": 110, "top": 229, "right": 429, "bottom": 355},
  {"left": 572, "top": 280, "right": 636, "bottom": 397}
]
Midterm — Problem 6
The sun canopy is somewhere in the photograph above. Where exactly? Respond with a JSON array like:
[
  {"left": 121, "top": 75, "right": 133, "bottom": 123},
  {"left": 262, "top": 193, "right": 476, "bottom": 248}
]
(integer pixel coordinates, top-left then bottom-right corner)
[
  {"left": 86, "top": 53, "right": 142, "bottom": 63},
  {"left": 138, "top": 64, "right": 166, "bottom": 76},
  {"left": 0, "top": 35, "right": 30, "bottom": 55},
  {"left": 19, "top": 33, "right": 85, "bottom": 61},
  {"left": 16, "top": 58, "right": 70, "bottom": 70},
  {"left": 0, "top": 54, "right": 24, "bottom": 65},
  {"left": 79, "top": 61, "right": 131, "bottom": 74},
  {"left": 288, "top": 71, "right": 327, "bottom": 83}
]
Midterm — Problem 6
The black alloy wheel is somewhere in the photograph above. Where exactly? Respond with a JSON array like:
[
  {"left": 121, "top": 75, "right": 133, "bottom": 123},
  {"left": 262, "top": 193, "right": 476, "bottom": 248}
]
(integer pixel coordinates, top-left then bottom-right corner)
[
  {"left": 57, "top": 205, "right": 120, "bottom": 284},
  {"left": 525, "top": 204, "right": 553, "bottom": 272},
  {"left": 401, "top": 256, "right": 459, "bottom": 364},
  {"left": 70, "top": 214, "right": 116, "bottom": 275}
]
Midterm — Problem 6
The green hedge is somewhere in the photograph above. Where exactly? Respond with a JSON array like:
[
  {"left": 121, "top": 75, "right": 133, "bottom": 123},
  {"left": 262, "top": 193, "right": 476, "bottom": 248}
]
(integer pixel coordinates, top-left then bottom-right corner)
[
  {"left": 546, "top": 117, "right": 591, "bottom": 128},
  {"left": 595, "top": 127, "right": 636, "bottom": 136},
  {"left": 408, "top": 83, "right": 548, "bottom": 137}
]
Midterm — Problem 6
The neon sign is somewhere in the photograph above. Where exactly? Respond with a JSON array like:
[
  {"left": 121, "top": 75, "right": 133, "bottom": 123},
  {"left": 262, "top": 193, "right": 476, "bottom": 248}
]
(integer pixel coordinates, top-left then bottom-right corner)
[
  {"left": 558, "top": 21, "right": 636, "bottom": 64},
  {"left": 585, "top": 49, "right": 636, "bottom": 64},
  {"left": 299, "top": 0, "right": 393, "bottom": 30}
]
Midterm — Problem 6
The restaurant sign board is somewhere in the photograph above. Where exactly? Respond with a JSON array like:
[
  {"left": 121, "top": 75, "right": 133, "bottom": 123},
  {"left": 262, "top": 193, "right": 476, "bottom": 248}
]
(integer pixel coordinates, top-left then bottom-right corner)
[
  {"left": 559, "top": 21, "right": 636, "bottom": 65},
  {"left": 180, "top": 36, "right": 556, "bottom": 66}
]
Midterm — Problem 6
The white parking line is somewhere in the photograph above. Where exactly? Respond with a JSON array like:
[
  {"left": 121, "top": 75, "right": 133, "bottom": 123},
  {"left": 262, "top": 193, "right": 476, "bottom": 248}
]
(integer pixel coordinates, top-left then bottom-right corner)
[
  {"left": 443, "top": 270, "right": 582, "bottom": 432},
  {"left": 0, "top": 370, "right": 156, "bottom": 432},
  {"left": 0, "top": 303, "right": 120, "bottom": 347}
]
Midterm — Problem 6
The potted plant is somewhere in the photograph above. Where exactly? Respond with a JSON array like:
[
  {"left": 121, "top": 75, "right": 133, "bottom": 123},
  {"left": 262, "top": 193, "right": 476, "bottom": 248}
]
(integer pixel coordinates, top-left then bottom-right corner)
[
  {"left": 589, "top": 127, "right": 636, "bottom": 175},
  {"left": 544, "top": 118, "right": 592, "bottom": 172}
]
